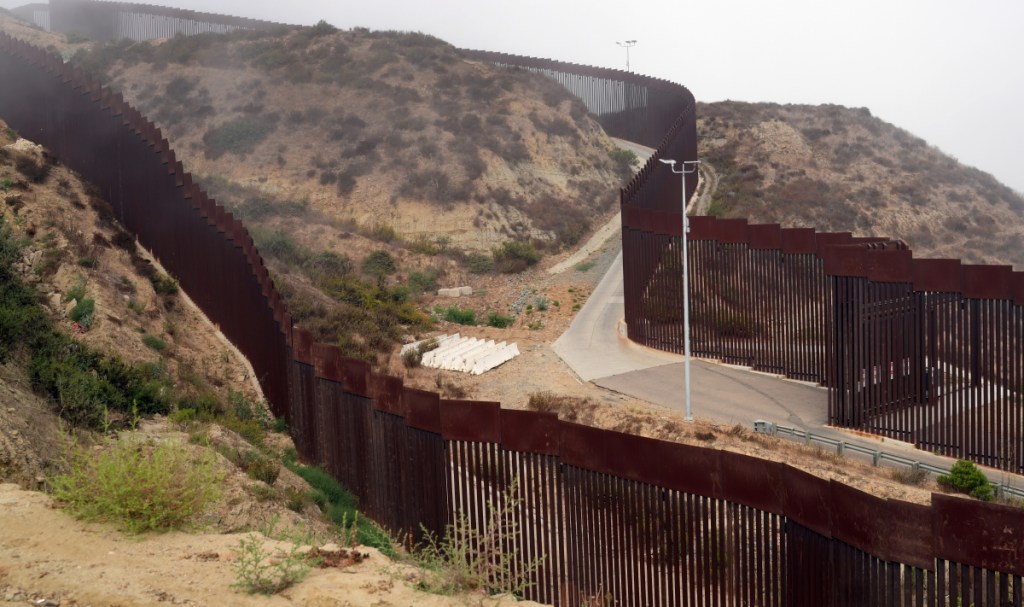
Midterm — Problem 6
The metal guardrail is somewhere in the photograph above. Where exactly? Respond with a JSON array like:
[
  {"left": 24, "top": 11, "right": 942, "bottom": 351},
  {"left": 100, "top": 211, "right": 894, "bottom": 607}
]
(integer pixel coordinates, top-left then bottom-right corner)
[{"left": 753, "top": 420, "right": 1024, "bottom": 501}]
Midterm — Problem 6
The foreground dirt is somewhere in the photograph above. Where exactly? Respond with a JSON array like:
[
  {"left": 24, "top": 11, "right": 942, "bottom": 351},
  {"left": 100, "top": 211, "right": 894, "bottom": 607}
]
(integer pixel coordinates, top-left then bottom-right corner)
[{"left": 0, "top": 484, "right": 544, "bottom": 607}]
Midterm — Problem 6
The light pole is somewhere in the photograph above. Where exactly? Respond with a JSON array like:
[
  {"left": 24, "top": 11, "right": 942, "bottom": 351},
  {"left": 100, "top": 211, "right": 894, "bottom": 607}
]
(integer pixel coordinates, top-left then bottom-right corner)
[
  {"left": 659, "top": 158, "right": 700, "bottom": 422},
  {"left": 616, "top": 40, "right": 637, "bottom": 72}
]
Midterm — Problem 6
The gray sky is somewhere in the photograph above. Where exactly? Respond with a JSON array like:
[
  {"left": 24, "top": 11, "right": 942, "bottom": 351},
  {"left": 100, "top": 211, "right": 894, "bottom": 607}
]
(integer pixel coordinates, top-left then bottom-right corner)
[{"left": 4, "top": 0, "right": 1023, "bottom": 193}]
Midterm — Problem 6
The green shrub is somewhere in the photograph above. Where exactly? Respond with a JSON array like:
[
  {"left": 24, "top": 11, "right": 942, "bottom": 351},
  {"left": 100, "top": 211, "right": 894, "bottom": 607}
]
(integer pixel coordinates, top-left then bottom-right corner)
[
  {"left": 441, "top": 306, "right": 476, "bottom": 326},
  {"left": 408, "top": 269, "right": 440, "bottom": 294},
  {"left": 938, "top": 459, "right": 994, "bottom": 501},
  {"left": 69, "top": 297, "right": 95, "bottom": 329},
  {"left": 51, "top": 436, "right": 222, "bottom": 533},
  {"left": 486, "top": 311, "right": 514, "bottom": 328},
  {"left": 203, "top": 116, "right": 277, "bottom": 158},
  {"left": 241, "top": 451, "right": 281, "bottom": 485},
  {"left": 142, "top": 334, "right": 167, "bottom": 352},
  {"left": 150, "top": 272, "right": 179, "bottom": 296},
  {"left": 493, "top": 240, "right": 539, "bottom": 273},
  {"left": 465, "top": 252, "right": 493, "bottom": 274},
  {"left": 361, "top": 250, "right": 397, "bottom": 281},
  {"left": 609, "top": 148, "right": 639, "bottom": 181}
]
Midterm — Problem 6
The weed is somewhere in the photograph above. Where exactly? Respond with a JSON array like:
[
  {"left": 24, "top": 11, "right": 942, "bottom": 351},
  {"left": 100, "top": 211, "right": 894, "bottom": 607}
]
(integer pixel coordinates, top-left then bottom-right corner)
[
  {"left": 575, "top": 261, "right": 596, "bottom": 272},
  {"left": 415, "top": 478, "right": 543, "bottom": 597},
  {"left": 535, "top": 297, "right": 548, "bottom": 311},
  {"left": 890, "top": 467, "right": 928, "bottom": 486},
  {"left": 231, "top": 533, "right": 312, "bottom": 595},
  {"left": 527, "top": 392, "right": 594, "bottom": 422},
  {"left": 51, "top": 436, "right": 222, "bottom": 533}
]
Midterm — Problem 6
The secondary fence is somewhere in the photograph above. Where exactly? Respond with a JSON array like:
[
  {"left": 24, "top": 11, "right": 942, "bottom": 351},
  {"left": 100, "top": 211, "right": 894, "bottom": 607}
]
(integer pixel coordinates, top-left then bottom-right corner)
[
  {"left": 43, "top": 0, "right": 285, "bottom": 40},
  {"left": 675, "top": 217, "right": 1024, "bottom": 474},
  {"left": 3, "top": 14, "right": 1024, "bottom": 606}
]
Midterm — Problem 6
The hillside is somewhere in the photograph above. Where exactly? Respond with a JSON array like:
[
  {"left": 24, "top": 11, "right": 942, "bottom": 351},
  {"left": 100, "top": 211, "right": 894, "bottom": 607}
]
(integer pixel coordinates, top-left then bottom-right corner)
[
  {"left": 20, "top": 18, "right": 637, "bottom": 363},
  {"left": 699, "top": 101, "right": 1024, "bottom": 267},
  {"left": 0, "top": 119, "right": 263, "bottom": 420},
  {"left": 72, "top": 23, "right": 627, "bottom": 252}
]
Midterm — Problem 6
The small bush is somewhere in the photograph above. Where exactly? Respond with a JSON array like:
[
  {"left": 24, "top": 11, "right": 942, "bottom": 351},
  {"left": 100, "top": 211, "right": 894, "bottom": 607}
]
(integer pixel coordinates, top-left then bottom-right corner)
[
  {"left": 938, "top": 459, "right": 994, "bottom": 501},
  {"left": 493, "top": 240, "right": 538, "bottom": 273},
  {"left": 890, "top": 467, "right": 928, "bottom": 486},
  {"left": 142, "top": 334, "right": 167, "bottom": 352},
  {"left": 51, "top": 436, "right": 222, "bottom": 533},
  {"left": 203, "top": 116, "right": 277, "bottom": 159},
  {"left": 242, "top": 451, "right": 281, "bottom": 485},
  {"left": 69, "top": 297, "right": 95, "bottom": 328},
  {"left": 441, "top": 306, "right": 476, "bottom": 326},
  {"left": 486, "top": 311, "right": 514, "bottom": 328},
  {"left": 465, "top": 252, "right": 493, "bottom": 274},
  {"left": 231, "top": 533, "right": 312, "bottom": 595},
  {"left": 361, "top": 250, "right": 397, "bottom": 281}
]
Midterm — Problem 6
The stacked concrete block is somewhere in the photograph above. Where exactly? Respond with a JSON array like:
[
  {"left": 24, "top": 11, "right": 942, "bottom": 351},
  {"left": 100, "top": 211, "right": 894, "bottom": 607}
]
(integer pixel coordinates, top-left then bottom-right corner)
[
  {"left": 437, "top": 286, "right": 474, "bottom": 297},
  {"left": 401, "top": 333, "right": 519, "bottom": 375}
]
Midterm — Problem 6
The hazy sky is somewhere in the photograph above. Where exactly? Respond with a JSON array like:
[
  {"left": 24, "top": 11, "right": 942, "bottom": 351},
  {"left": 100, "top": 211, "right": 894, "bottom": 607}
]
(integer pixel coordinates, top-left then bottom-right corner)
[{"left": 4, "top": 0, "right": 1023, "bottom": 193}]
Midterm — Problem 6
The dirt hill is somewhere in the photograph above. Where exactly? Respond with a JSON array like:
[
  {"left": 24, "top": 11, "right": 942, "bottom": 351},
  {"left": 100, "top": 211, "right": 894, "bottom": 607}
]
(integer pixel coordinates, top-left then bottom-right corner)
[
  {"left": 699, "top": 101, "right": 1024, "bottom": 267},
  {"left": 72, "top": 23, "right": 627, "bottom": 252}
]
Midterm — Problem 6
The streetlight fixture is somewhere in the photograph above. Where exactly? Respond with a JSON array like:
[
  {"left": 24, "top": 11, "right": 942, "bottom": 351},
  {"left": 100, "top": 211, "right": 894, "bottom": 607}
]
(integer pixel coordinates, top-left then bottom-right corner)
[
  {"left": 660, "top": 157, "right": 700, "bottom": 422},
  {"left": 616, "top": 40, "right": 637, "bottom": 72}
]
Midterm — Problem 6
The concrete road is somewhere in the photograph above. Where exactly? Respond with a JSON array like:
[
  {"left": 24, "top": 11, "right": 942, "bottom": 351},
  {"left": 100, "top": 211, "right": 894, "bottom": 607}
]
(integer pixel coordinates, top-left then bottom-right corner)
[{"left": 552, "top": 251, "right": 827, "bottom": 430}]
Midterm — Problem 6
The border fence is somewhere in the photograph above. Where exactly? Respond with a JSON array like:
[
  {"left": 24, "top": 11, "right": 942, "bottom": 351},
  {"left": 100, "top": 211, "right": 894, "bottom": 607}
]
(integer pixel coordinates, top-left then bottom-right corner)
[{"left": 2, "top": 5, "right": 1023, "bottom": 604}]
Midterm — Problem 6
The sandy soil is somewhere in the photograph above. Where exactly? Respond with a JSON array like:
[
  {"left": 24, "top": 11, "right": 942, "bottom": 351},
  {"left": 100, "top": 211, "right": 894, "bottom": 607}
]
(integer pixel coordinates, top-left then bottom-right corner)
[{"left": 0, "top": 483, "right": 545, "bottom": 607}]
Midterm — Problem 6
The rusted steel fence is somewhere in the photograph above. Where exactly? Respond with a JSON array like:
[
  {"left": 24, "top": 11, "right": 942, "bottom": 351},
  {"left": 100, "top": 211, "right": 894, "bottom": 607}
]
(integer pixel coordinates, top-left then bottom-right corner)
[
  {"left": 4, "top": 22, "right": 1024, "bottom": 607},
  {"left": 683, "top": 217, "right": 1024, "bottom": 474}
]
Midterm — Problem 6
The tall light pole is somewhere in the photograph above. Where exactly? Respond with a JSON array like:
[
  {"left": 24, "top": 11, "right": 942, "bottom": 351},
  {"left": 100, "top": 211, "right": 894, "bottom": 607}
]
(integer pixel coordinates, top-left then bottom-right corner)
[
  {"left": 616, "top": 40, "right": 637, "bottom": 72},
  {"left": 660, "top": 158, "right": 700, "bottom": 422}
]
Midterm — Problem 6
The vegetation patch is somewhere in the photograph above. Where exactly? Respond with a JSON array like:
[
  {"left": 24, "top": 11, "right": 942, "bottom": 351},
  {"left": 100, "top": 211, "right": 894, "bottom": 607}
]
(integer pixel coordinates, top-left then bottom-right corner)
[
  {"left": 51, "top": 436, "right": 222, "bottom": 533},
  {"left": 938, "top": 459, "right": 994, "bottom": 501},
  {"left": 203, "top": 116, "right": 278, "bottom": 159}
]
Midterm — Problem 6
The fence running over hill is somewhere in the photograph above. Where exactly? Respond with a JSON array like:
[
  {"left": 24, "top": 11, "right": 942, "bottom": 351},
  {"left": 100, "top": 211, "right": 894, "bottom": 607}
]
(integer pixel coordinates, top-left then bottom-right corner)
[
  {"left": 2, "top": 15, "right": 1024, "bottom": 607},
  {"left": 39, "top": 0, "right": 285, "bottom": 41}
]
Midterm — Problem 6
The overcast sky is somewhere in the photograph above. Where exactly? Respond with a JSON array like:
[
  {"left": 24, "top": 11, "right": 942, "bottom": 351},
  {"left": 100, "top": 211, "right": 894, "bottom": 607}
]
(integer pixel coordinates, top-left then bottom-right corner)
[{"left": 4, "top": 0, "right": 1023, "bottom": 193}]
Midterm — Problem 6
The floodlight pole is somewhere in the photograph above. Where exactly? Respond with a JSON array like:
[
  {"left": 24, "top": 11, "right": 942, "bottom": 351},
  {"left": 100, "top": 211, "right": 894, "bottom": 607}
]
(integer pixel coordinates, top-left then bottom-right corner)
[
  {"left": 616, "top": 40, "right": 637, "bottom": 72},
  {"left": 660, "top": 158, "right": 700, "bottom": 422}
]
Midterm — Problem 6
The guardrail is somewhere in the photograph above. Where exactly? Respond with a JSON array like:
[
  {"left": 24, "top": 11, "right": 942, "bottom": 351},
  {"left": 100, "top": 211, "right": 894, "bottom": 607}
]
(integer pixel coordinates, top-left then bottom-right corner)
[{"left": 754, "top": 420, "right": 1024, "bottom": 500}]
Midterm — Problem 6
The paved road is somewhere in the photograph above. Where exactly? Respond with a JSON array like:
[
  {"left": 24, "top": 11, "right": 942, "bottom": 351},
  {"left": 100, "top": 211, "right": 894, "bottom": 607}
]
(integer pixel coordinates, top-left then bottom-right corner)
[{"left": 552, "top": 251, "right": 827, "bottom": 430}]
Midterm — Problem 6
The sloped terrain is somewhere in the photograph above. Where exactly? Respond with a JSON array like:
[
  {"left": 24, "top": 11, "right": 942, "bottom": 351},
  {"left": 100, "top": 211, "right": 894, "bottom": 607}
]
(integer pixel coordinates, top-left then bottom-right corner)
[
  {"left": 699, "top": 101, "right": 1024, "bottom": 267},
  {"left": 0, "top": 119, "right": 262, "bottom": 420},
  {"left": 75, "top": 23, "right": 627, "bottom": 252}
]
